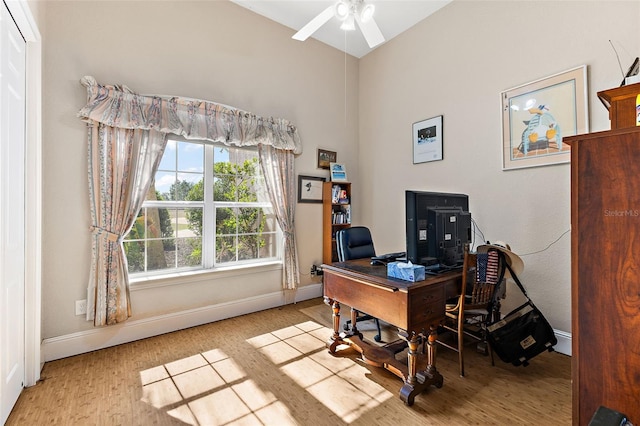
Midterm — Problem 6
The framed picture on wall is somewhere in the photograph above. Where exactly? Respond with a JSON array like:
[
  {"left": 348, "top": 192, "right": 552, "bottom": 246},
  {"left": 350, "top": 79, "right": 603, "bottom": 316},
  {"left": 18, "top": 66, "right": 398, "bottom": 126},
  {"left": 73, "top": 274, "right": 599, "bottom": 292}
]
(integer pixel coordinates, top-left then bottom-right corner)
[
  {"left": 329, "top": 163, "right": 348, "bottom": 182},
  {"left": 298, "top": 175, "right": 325, "bottom": 203},
  {"left": 500, "top": 65, "right": 588, "bottom": 170},
  {"left": 413, "top": 115, "right": 444, "bottom": 164},
  {"left": 317, "top": 149, "right": 337, "bottom": 169}
]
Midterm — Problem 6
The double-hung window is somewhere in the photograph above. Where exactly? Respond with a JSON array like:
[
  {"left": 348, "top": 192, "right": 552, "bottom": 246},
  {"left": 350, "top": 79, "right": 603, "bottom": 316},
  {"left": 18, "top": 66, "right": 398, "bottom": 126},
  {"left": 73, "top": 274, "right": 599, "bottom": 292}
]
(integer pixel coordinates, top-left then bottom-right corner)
[{"left": 124, "top": 138, "right": 280, "bottom": 276}]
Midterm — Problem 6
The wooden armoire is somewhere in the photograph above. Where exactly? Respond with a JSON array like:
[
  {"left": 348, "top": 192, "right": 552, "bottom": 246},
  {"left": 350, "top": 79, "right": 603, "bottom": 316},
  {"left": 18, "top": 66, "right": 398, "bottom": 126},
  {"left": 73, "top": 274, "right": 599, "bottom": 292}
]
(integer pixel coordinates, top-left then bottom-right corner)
[{"left": 566, "top": 83, "right": 640, "bottom": 425}]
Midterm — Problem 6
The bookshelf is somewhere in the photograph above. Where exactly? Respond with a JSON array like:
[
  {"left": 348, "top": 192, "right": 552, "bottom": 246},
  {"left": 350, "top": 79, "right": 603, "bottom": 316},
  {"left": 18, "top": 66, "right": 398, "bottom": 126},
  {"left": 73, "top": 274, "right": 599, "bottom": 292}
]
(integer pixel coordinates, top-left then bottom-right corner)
[{"left": 322, "top": 181, "right": 351, "bottom": 263}]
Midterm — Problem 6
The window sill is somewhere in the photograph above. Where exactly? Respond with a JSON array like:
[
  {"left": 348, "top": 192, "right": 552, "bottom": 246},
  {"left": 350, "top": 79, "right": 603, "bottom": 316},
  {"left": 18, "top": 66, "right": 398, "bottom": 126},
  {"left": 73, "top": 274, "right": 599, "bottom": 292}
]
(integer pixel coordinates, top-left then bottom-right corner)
[{"left": 129, "top": 261, "right": 283, "bottom": 291}]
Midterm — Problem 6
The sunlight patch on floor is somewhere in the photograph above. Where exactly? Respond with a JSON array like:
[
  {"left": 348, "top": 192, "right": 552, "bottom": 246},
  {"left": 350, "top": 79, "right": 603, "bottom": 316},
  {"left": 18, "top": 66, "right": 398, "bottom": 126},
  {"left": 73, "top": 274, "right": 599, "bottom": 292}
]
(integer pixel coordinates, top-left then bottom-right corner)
[
  {"left": 139, "top": 348, "right": 295, "bottom": 425},
  {"left": 139, "top": 319, "right": 390, "bottom": 424},
  {"left": 247, "top": 320, "right": 393, "bottom": 423}
]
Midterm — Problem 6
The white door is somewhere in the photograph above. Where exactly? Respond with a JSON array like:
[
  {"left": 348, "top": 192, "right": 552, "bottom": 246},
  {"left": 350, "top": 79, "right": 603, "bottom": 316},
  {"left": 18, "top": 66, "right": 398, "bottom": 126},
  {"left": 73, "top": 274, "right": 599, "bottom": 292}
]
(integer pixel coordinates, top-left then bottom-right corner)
[{"left": 0, "top": 1, "right": 26, "bottom": 423}]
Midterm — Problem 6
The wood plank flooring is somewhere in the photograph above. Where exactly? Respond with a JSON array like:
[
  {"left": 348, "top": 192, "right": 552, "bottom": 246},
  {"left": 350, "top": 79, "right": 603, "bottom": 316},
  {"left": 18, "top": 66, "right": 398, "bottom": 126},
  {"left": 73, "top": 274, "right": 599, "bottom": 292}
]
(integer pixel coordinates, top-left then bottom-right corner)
[{"left": 6, "top": 298, "right": 571, "bottom": 425}]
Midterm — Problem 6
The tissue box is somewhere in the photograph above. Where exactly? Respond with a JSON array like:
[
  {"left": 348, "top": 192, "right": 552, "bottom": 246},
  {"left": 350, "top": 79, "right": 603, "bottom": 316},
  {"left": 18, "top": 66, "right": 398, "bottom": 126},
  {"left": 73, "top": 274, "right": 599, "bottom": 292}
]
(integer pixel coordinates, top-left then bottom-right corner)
[{"left": 387, "top": 261, "right": 425, "bottom": 282}]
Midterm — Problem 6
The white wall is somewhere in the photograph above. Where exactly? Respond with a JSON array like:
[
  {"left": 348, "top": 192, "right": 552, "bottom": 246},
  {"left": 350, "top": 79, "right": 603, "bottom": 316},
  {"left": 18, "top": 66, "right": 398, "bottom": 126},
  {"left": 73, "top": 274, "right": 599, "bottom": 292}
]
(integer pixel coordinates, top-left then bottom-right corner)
[
  {"left": 41, "top": 0, "right": 640, "bottom": 357},
  {"left": 41, "top": 1, "right": 358, "bottom": 345},
  {"left": 357, "top": 0, "right": 640, "bottom": 333}
]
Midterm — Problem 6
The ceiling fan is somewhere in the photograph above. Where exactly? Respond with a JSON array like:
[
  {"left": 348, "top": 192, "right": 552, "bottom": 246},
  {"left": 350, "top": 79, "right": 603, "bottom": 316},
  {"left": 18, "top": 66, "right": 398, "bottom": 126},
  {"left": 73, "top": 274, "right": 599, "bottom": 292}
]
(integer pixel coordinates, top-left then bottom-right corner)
[{"left": 292, "top": 0, "right": 385, "bottom": 49}]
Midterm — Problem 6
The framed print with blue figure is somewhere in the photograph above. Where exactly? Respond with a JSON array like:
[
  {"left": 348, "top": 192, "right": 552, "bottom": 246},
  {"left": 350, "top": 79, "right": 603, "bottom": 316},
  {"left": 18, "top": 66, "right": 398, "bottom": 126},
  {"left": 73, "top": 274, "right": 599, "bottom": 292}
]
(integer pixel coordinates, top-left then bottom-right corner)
[{"left": 501, "top": 65, "right": 588, "bottom": 170}]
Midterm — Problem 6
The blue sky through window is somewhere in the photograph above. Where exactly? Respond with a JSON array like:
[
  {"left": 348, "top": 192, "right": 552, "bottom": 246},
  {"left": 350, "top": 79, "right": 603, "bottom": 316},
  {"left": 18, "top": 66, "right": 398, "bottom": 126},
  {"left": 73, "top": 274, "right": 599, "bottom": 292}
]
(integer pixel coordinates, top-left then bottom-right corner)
[{"left": 155, "top": 139, "right": 230, "bottom": 194}]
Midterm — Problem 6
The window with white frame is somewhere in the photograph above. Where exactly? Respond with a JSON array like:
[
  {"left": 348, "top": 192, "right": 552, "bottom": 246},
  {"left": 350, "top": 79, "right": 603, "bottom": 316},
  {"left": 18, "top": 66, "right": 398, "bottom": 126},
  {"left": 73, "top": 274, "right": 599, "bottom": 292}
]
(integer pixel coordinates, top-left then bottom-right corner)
[{"left": 124, "top": 138, "right": 280, "bottom": 275}]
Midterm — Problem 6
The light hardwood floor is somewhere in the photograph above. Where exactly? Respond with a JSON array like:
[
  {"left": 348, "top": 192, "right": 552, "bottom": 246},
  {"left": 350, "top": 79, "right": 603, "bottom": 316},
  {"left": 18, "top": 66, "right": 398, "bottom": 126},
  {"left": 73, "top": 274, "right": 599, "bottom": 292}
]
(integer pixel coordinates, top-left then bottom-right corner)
[{"left": 7, "top": 298, "right": 571, "bottom": 425}]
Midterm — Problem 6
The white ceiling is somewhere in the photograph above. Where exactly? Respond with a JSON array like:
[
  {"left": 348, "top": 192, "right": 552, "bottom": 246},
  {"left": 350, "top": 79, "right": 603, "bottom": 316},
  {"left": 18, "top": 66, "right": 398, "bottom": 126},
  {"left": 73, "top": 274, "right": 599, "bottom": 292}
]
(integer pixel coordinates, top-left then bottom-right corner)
[{"left": 230, "top": 0, "right": 452, "bottom": 58}]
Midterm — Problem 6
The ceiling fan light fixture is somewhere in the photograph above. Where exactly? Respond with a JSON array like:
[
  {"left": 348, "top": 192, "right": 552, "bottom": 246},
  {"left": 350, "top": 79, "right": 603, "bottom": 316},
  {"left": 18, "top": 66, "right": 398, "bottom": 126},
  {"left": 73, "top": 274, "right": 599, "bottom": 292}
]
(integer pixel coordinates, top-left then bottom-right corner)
[
  {"left": 340, "top": 14, "right": 356, "bottom": 31},
  {"left": 334, "top": 1, "right": 350, "bottom": 21},
  {"left": 360, "top": 4, "right": 375, "bottom": 23}
]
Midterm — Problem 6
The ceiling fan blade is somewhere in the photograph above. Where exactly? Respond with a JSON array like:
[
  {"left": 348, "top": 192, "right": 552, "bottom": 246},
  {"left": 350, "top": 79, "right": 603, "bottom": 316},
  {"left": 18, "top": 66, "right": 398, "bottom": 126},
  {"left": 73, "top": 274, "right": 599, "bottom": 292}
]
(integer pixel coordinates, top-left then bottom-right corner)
[
  {"left": 292, "top": 5, "right": 335, "bottom": 41},
  {"left": 356, "top": 15, "right": 385, "bottom": 48}
]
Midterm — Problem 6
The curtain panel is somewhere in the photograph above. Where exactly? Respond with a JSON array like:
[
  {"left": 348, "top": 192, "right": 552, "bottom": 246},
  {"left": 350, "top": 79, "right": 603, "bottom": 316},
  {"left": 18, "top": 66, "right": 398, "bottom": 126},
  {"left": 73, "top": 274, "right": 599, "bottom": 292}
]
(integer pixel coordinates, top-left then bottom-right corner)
[
  {"left": 258, "top": 145, "right": 300, "bottom": 290},
  {"left": 87, "top": 126, "right": 167, "bottom": 326},
  {"left": 78, "top": 76, "right": 302, "bottom": 326}
]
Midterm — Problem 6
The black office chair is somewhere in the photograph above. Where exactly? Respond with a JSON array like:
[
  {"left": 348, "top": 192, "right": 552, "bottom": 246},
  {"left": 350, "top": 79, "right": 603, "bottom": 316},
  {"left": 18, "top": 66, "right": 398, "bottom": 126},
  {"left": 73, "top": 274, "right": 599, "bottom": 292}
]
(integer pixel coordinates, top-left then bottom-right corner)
[{"left": 335, "top": 226, "right": 383, "bottom": 342}]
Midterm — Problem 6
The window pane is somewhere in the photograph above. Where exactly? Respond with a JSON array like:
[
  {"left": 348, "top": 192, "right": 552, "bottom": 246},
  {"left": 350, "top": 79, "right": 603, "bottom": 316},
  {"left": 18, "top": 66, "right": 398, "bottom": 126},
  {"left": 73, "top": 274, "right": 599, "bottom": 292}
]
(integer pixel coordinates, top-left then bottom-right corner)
[
  {"left": 213, "top": 174, "right": 235, "bottom": 202},
  {"left": 216, "top": 235, "right": 237, "bottom": 263},
  {"left": 216, "top": 207, "right": 237, "bottom": 235},
  {"left": 238, "top": 233, "right": 259, "bottom": 261},
  {"left": 125, "top": 210, "right": 146, "bottom": 240},
  {"left": 146, "top": 207, "right": 175, "bottom": 240},
  {"left": 154, "top": 171, "right": 176, "bottom": 200},
  {"left": 185, "top": 206, "right": 203, "bottom": 236},
  {"left": 213, "top": 146, "right": 230, "bottom": 167},
  {"left": 177, "top": 237, "right": 202, "bottom": 267},
  {"left": 124, "top": 240, "right": 145, "bottom": 273},
  {"left": 158, "top": 140, "right": 176, "bottom": 171},
  {"left": 258, "top": 233, "right": 277, "bottom": 258},
  {"left": 177, "top": 141, "right": 203, "bottom": 173},
  {"left": 146, "top": 239, "right": 173, "bottom": 272},
  {"left": 238, "top": 207, "right": 262, "bottom": 234},
  {"left": 213, "top": 147, "right": 260, "bottom": 202},
  {"left": 262, "top": 210, "right": 278, "bottom": 233}
]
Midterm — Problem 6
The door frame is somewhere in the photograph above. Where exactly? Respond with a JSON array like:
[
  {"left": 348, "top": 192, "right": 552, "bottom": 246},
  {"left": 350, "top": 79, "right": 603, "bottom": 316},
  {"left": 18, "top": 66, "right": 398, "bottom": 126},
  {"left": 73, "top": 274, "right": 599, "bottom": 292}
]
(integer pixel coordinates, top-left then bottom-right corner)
[{"left": 4, "top": 0, "right": 42, "bottom": 387}]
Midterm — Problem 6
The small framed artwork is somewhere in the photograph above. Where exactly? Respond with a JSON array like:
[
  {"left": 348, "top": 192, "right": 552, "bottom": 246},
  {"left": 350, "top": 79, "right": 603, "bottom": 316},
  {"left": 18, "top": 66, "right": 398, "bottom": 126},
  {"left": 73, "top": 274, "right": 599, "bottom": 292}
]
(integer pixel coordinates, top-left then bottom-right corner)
[
  {"left": 501, "top": 65, "right": 588, "bottom": 170},
  {"left": 413, "top": 115, "right": 444, "bottom": 164},
  {"left": 317, "top": 149, "right": 337, "bottom": 169},
  {"left": 298, "top": 175, "right": 325, "bottom": 203},
  {"left": 329, "top": 162, "right": 348, "bottom": 182}
]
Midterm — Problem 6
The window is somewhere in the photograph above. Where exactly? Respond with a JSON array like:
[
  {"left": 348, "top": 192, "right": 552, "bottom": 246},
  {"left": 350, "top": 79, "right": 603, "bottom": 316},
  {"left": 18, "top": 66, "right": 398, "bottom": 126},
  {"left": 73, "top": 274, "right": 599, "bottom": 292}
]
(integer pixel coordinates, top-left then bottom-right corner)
[{"left": 124, "top": 138, "right": 280, "bottom": 275}]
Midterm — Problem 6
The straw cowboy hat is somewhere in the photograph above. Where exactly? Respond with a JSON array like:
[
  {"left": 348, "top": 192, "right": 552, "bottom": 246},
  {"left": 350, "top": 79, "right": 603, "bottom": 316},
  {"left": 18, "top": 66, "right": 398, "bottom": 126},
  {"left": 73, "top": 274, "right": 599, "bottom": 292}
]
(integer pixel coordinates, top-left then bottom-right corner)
[{"left": 477, "top": 241, "right": 524, "bottom": 278}]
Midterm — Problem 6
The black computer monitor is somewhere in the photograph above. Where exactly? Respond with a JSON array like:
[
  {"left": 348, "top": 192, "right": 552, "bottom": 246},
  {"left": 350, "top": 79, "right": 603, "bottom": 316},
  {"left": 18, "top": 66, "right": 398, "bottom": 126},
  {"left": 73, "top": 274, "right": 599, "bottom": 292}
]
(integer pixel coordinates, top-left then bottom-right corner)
[{"left": 405, "top": 190, "right": 471, "bottom": 267}]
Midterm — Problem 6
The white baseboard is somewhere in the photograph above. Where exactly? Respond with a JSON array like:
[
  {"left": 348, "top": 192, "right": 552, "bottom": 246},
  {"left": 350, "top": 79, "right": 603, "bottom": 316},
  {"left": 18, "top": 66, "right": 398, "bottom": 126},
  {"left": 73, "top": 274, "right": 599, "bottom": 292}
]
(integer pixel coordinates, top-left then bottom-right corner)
[
  {"left": 43, "top": 283, "right": 323, "bottom": 362},
  {"left": 552, "top": 329, "right": 571, "bottom": 356},
  {"left": 43, "top": 283, "right": 572, "bottom": 362}
]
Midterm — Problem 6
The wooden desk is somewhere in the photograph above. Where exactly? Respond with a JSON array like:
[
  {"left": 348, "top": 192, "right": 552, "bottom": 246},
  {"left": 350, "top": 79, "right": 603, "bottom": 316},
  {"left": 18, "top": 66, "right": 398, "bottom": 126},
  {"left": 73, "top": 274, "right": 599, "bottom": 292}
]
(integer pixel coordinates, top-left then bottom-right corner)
[{"left": 322, "top": 259, "right": 461, "bottom": 405}]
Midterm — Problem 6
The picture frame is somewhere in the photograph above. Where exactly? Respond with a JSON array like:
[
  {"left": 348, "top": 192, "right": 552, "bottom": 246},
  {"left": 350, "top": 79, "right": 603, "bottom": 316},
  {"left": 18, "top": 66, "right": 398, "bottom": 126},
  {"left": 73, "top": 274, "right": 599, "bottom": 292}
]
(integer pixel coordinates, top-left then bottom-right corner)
[
  {"left": 297, "top": 175, "right": 325, "bottom": 203},
  {"left": 413, "top": 115, "right": 443, "bottom": 164},
  {"left": 329, "top": 162, "right": 348, "bottom": 182},
  {"left": 501, "top": 65, "right": 588, "bottom": 171},
  {"left": 317, "top": 149, "right": 337, "bottom": 169}
]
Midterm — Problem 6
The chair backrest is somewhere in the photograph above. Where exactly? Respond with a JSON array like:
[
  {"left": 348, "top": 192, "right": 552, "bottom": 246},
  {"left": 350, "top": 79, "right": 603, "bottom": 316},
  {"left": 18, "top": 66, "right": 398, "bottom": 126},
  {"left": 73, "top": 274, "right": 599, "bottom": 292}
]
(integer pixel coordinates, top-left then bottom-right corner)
[
  {"left": 461, "top": 244, "right": 502, "bottom": 310},
  {"left": 336, "top": 226, "right": 376, "bottom": 261}
]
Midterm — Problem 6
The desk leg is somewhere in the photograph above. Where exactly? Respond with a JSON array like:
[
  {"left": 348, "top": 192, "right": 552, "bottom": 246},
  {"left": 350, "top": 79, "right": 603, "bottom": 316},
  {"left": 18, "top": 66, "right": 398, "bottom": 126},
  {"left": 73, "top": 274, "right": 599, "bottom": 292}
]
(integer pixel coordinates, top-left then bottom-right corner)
[
  {"left": 324, "top": 297, "right": 343, "bottom": 353},
  {"left": 399, "top": 327, "right": 444, "bottom": 406}
]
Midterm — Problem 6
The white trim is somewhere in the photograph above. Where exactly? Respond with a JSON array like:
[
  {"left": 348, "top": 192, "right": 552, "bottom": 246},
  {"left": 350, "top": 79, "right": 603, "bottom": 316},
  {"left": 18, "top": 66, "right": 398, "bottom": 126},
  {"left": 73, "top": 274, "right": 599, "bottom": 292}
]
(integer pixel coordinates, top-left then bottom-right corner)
[
  {"left": 552, "top": 329, "right": 571, "bottom": 357},
  {"left": 5, "top": 0, "right": 42, "bottom": 387},
  {"left": 43, "top": 284, "right": 323, "bottom": 362},
  {"left": 4, "top": 0, "right": 40, "bottom": 41}
]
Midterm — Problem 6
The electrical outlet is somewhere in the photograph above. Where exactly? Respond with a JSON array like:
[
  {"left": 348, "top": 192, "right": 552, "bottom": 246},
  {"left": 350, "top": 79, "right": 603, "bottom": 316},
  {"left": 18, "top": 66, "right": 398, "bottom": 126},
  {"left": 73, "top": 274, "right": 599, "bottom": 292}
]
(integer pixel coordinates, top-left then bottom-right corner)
[{"left": 75, "top": 299, "right": 87, "bottom": 316}]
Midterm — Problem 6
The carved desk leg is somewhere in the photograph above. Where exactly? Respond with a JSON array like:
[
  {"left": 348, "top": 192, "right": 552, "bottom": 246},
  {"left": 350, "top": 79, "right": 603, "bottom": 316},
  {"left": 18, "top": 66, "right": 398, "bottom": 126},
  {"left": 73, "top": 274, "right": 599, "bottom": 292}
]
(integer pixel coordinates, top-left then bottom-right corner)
[
  {"left": 399, "top": 326, "right": 444, "bottom": 406},
  {"left": 422, "top": 326, "right": 443, "bottom": 385},
  {"left": 324, "top": 297, "right": 343, "bottom": 353}
]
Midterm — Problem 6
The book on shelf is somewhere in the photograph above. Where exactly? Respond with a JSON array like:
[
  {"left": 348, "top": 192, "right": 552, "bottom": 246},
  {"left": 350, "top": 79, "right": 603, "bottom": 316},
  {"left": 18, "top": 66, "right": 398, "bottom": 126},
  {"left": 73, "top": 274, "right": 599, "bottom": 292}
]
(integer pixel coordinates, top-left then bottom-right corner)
[
  {"left": 331, "top": 184, "right": 349, "bottom": 204},
  {"left": 331, "top": 185, "right": 340, "bottom": 204},
  {"left": 331, "top": 205, "right": 351, "bottom": 224},
  {"left": 338, "top": 189, "right": 349, "bottom": 204}
]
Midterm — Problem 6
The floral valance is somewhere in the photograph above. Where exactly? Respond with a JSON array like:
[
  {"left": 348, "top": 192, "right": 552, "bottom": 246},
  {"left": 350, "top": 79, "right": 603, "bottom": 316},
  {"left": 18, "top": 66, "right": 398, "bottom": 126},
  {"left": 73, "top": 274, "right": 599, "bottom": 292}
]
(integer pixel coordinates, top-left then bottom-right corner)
[{"left": 77, "top": 76, "right": 302, "bottom": 154}]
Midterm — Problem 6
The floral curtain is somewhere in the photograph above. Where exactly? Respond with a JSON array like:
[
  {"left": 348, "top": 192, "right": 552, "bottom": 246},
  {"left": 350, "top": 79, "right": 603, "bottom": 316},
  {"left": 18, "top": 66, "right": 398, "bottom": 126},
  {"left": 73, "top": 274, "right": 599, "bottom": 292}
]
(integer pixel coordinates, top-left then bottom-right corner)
[
  {"left": 78, "top": 76, "right": 302, "bottom": 325},
  {"left": 86, "top": 126, "right": 167, "bottom": 326},
  {"left": 258, "top": 145, "right": 299, "bottom": 290}
]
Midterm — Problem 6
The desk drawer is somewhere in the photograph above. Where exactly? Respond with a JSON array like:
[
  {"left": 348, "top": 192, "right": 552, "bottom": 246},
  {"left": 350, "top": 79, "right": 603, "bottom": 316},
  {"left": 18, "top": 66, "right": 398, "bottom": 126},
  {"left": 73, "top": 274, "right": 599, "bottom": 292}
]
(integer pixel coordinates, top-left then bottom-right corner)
[{"left": 409, "top": 285, "right": 445, "bottom": 329}]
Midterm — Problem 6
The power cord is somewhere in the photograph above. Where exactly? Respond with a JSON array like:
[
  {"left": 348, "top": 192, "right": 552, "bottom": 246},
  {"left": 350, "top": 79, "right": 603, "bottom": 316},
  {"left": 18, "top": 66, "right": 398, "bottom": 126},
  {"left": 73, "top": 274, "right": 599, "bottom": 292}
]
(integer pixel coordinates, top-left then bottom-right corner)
[{"left": 519, "top": 228, "right": 571, "bottom": 257}]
